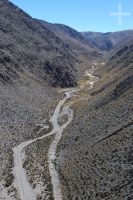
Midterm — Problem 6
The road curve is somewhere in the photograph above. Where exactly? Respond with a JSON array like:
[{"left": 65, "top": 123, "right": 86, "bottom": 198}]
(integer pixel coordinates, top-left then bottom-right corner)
[
  {"left": 12, "top": 68, "right": 97, "bottom": 200},
  {"left": 13, "top": 90, "right": 75, "bottom": 200}
]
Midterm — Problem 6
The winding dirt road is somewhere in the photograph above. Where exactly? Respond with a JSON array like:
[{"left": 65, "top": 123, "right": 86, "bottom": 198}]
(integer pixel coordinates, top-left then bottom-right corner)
[{"left": 12, "top": 69, "right": 97, "bottom": 200}]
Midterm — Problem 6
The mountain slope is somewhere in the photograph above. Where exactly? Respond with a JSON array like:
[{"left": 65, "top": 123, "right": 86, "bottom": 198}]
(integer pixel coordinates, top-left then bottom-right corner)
[
  {"left": 0, "top": 0, "right": 79, "bottom": 88},
  {"left": 0, "top": 0, "right": 80, "bottom": 195},
  {"left": 56, "top": 40, "right": 133, "bottom": 200},
  {"left": 1, "top": 0, "right": 133, "bottom": 199},
  {"left": 39, "top": 20, "right": 104, "bottom": 61},
  {"left": 83, "top": 30, "right": 133, "bottom": 51}
]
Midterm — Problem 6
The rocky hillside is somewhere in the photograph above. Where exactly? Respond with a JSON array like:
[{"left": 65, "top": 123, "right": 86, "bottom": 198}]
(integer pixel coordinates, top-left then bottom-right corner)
[
  {"left": 56, "top": 40, "right": 133, "bottom": 200},
  {"left": 39, "top": 20, "right": 104, "bottom": 62},
  {"left": 0, "top": 0, "right": 79, "bottom": 194},
  {"left": 0, "top": 0, "right": 79, "bottom": 88},
  {"left": 82, "top": 30, "right": 133, "bottom": 51},
  {"left": 1, "top": 0, "right": 133, "bottom": 199}
]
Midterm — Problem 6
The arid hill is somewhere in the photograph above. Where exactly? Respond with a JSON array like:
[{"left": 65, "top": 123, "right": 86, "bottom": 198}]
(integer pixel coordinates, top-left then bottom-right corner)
[
  {"left": 56, "top": 40, "right": 133, "bottom": 200},
  {"left": 83, "top": 30, "right": 133, "bottom": 51},
  {"left": 39, "top": 20, "right": 104, "bottom": 61},
  {"left": 0, "top": 0, "right": 133, "bottom": 199},
  {"left": 0, "top": 0, "right": 79, "bottom": 194},
  {"left": 0, "top": 0, "right": 79, "bottom": 88}
]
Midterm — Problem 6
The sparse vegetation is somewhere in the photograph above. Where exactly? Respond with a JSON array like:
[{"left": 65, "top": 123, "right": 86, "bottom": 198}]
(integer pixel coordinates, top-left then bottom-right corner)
[
  {"left": 0, "top": 1, "right": 133, "bottom": 200},
  {"left": 56, "top": 43, "right": 133, "bottom": 200},
  {"left": 24, "top": 135, "right": 55, "bottom": 199}
]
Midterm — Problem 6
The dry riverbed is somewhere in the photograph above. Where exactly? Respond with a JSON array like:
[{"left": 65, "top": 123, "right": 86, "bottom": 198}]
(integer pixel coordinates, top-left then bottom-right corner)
[{"left": 0, "top": 67, "right": 97, "bottom": 200}]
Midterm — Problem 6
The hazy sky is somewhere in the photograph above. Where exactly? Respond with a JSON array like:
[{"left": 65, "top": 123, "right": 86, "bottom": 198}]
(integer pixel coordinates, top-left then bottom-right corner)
[{"left": 10, "top": 0, "right": 133, "bottom": 32}]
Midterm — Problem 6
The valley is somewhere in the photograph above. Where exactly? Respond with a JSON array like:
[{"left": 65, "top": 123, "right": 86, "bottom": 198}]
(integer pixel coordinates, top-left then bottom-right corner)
[
  {"left": 11, "top": 67, "right": 98, "bottom": 200},
  {"left": 0, "top": 0, "right": 133, "bottom": 200}
]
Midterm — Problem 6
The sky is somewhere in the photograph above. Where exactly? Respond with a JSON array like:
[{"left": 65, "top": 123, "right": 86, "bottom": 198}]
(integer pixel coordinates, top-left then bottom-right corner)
[{"left": 10, "top": 0, "right": 133, "bottom": 32}]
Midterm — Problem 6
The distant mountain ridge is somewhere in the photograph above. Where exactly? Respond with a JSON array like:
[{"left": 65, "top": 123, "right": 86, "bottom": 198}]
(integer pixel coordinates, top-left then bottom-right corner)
[
  {"left": 82, "top": 30, "right": 133, "bottom": 51},
  {"left": 39, "top": 20, "right": 104, "bottom": 61},
  {"left": 39, "top": 20, "right": 133, "bottom": 62}
]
